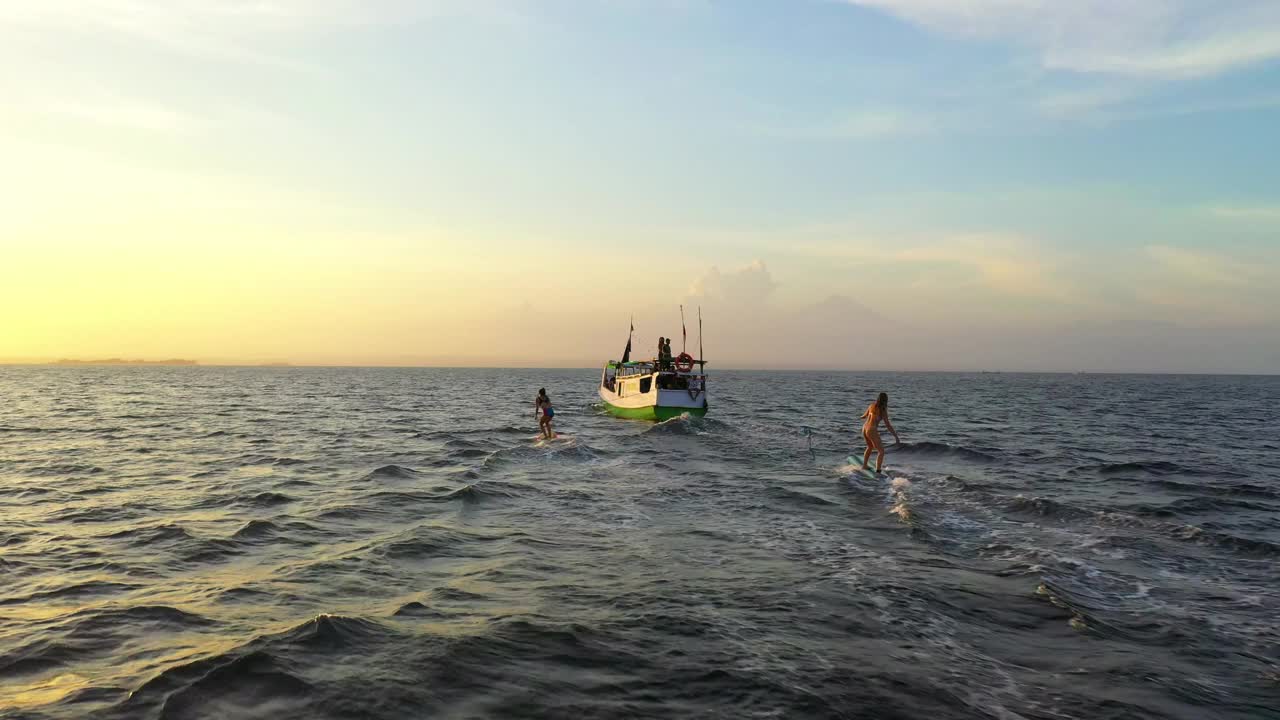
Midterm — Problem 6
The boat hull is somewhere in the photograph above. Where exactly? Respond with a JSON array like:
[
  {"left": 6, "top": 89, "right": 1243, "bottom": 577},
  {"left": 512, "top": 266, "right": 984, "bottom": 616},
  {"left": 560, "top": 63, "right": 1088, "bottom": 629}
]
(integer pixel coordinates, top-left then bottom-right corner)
[{"left": 602, "top": 400, "right": 708, "bottom": 421}]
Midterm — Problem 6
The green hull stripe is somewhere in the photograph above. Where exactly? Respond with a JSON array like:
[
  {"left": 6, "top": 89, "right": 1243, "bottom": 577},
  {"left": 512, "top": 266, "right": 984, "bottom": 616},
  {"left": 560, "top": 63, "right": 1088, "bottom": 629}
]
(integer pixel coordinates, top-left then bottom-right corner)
[{"left": 603, "top": 401, "right": 708, "bottom": 421}]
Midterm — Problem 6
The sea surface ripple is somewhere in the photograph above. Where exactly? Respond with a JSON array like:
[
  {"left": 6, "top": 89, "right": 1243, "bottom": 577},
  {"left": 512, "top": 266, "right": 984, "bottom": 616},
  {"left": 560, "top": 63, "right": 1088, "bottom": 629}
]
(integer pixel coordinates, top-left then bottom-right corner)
[{"left": 1, "top": 367, "right": 1278, "bottom": 719}]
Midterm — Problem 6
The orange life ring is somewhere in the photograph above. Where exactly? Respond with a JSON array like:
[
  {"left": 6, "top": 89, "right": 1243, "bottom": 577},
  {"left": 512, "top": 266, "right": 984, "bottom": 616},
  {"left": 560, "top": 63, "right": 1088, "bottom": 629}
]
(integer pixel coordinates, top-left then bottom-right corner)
[{"left": 675, "top": 353, "right": 695, "bottom": 373}]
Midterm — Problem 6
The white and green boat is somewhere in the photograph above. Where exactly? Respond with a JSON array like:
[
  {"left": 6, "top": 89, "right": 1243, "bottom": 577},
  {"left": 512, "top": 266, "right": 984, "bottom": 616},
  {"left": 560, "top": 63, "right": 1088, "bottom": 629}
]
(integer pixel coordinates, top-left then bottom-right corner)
[
  {"left": 599, "top": 356, "right": 708, "bottom": 421},
  {"left": 600, "top": 312, "right": 709, "bottom": 421}
]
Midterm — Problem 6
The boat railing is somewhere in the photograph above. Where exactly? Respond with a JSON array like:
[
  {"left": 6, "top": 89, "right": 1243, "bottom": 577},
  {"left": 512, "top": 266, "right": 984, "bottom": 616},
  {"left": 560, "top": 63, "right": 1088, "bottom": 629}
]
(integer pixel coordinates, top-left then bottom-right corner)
[{"left": 610, "top": 359, "right": 707, "bottom": 379}]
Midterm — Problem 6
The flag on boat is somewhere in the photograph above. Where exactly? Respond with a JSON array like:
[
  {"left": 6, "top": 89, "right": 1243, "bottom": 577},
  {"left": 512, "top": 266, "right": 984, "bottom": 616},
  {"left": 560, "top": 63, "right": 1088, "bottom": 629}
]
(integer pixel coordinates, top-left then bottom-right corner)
[{"left": 621, "top": 317, "right": 633, "bottom": 363}]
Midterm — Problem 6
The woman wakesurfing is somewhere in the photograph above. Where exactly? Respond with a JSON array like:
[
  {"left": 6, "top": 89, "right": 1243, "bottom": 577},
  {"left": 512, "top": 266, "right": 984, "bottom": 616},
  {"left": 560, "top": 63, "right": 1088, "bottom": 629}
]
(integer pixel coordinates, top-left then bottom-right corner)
[
  {"left": 535, "top": 388, "right": 556, "bottom": 439},
  {"left": 859, "top": 392, "right": 900, "bottom": 474}
]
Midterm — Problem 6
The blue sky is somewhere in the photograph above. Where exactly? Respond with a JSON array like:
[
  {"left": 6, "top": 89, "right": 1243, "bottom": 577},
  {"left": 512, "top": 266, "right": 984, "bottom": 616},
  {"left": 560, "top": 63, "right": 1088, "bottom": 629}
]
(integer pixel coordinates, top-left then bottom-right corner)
[{"left": 2, "top": 1, "right": 1278, "bottom": 371}]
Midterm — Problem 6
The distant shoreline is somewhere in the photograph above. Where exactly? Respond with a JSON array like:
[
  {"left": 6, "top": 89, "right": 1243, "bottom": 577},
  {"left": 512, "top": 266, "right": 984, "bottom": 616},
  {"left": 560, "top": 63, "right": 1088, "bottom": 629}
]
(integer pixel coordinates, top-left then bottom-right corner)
[
  {"left": 0, "top": 362, "right": 1274, "bottom": 376},
  {"left": 53, "top": 358, "right": 200, "bottom": 366}
]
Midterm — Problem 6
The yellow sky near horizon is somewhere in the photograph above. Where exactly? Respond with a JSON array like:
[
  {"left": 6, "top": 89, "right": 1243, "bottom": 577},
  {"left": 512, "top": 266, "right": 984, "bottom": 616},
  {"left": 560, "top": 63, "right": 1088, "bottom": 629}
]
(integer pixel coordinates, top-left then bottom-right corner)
[{"left": 3, "top": 2, "right": 1279, "bottom": 372}]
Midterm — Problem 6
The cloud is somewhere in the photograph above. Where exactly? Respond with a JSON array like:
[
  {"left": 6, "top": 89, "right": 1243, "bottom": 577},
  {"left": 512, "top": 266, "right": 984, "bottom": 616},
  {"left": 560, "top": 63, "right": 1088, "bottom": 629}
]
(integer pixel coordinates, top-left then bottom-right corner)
[
  {"left": 1145, "top": 245, "right": 1259, "bottom": 287},
  {"left": 688, "top": 260, "right": 778, "bottom": 303},
  {"left": 776, "top": 109, "right": 935, "bottom": 141},
  {"left": 894, "top": 233, "right": 1079, "bottom": 302},
  {"left": 1036, "top": 86, "right": 1144, "bottom": 118},
  {"left": 37, "top": 96, "right": 205, "bottom": 134},
  {"left": 0, "top": 1, "right": 525, "bottom": 71},
  {"left": 844, "top": 0, "right": 1280, "bottom": 79},
  {"left": 1208, "top": 205, "right": 1280, "bottom": 223}
]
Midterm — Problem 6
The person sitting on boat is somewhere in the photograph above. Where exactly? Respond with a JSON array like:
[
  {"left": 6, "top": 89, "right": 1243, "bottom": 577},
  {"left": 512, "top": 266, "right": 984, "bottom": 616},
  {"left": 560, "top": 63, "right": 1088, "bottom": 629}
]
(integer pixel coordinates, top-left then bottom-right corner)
[{"left": 535, "top": 388, "right": 556, "bottom": 439}]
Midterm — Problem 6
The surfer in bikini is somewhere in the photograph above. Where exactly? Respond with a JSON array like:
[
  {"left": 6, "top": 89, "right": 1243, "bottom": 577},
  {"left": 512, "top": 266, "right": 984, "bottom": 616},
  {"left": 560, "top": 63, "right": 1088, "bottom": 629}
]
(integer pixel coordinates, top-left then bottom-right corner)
[
  {"left": 860, "top": 392, "right": 900, "bottom": 474},
  {"left": 535, "top": 388, "right": 556, "bottom": 439}
]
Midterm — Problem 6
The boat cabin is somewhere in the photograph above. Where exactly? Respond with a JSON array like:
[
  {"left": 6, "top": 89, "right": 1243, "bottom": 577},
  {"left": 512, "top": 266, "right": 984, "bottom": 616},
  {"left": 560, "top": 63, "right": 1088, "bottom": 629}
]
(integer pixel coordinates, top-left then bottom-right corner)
[{"left": 601, "top": 359, "right": 706, "bottom": 399}]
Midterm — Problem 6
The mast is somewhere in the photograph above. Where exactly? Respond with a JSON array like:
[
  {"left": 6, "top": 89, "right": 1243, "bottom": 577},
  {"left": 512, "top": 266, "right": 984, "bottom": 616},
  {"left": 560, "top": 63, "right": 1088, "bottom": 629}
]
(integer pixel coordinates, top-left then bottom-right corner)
[
  {"left": 698, "top": 306, "right": 703, "bottom": 366},
  {"left": 680, "top": 305, "right": 687, "bottom": 353}
]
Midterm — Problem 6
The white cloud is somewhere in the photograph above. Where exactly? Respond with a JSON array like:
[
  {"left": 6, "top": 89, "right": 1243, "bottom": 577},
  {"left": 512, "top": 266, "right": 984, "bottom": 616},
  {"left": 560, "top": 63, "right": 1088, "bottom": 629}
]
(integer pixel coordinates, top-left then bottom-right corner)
[
  {"left": 790, "top": 109, "right": 934, "bottom": 140},
  {"left": 1208, "top": 205, "right": 1280, "bottom": 222},
  {"left": 688, "top": 260, "right": 778, "bottom": 303},
  {"left": 844, "top": 0, "right": 1280, "bottom": 79},
  {"left": 37, "top": 96, "right": 204, "bottom": 134},
  {"left": 895, "top": 233, "right": 1079, "bottom": 302},
  {"left": 1036, "top": 86, "right": 1143, "bottom": 118},
  {"left": 0, "top": 1, "right": 527, "bottom": 70},
  {"left": 1145, "top": 245, "right": 1259, "bottom": 287}
]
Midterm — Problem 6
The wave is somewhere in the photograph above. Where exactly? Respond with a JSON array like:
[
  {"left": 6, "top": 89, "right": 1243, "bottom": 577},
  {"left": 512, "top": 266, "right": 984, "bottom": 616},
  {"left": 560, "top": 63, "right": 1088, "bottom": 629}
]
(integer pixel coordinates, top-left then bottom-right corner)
[
  {"left": 1034, "top": 579, "right": 1189, "bottom": 644},
  {"left": 373, "top": 525, "right": 503, "bottom": 560},
  {"left": 1095, "top": 460, "right": 1186, "bottom": 475},
  {"left": 444, "top": 439, "right": 491, "bottom": 458},
  {"left": 1173, "top": 525, "right": 1280, "bottom": 558},
  {"left": 268, "top": 613, "right": 395, "bottom": 651},
  {"left": 480, "top": 439, "right": 603, "bottom": 468},
  {"left": 237, "top": 491, "right": 295, "bottom": 506},
  {"left": 116, "top": 613, "right": 398, "bottom": 715},
  {"left": 0, "top": 638, "right": 78, "bottom": 677},
  {"left": 893, "top": 441, "right": 997, "bottom": 463},
  {"left": 215, "top": 586, "right": 275, "bottom": 605},
  {"left": 0, "top": 425, "right": 52, "bottom": 434},
  {"left": 178, "top": 539, "right": 244, "bottom": 565},
  {"left": 1127, "top": 496, "right": 1276, "bottom": 518},
  {"left": 314, "top": 505, "right": 366, "bottom": 520},
  {"left": 106, "top": 523, "right": 195, "bottom": 546},
  {"left": 234, "top": 455, "right": 306, "bottom": 467},
  {"left": 1003, "top": 495, "right": 1280, "bottom": 559},
  {"left": 1146, "top": 478, "right": 1279, "bottom": 499},
  {"left": 231, "top": 520, "right": 281, "bottom": 540},
  {"left": 362, "top": 464, "right": 420, "bottom": 480},
  {"left": 642, "top": 414, "right": 732, "bottom": 436},
  {"left": 765, "top": 485, "right": 839, "bottom": 507},
  {"left": 413, "top": 425, "right": 527, "bottom": 440},
  {"left": 63, "top": 605, "right": 215, "bottom": 633},
  {"left": 26, "top": 463, "right": 104, "bottom": 476},
  {"left": 50, "top": 505, "right": 148, "bottom": 524},
  {"left": 117, "top": 649, "right": 313, "bottom": 719},
  {"left": 442, "top": 483, "right": 516, "bottom": 504},
  {"left": 0, "top": 580, "right": 139, "bottom": 607},
  {"left": 393, "top": 600, "right": 451, "bottom": 619},
  {"left": 1005, "top": 495, "right": 1094, "bottom": 521},
  {"left": 937, "top": 474, "right": 1011, "bottom": 494}
]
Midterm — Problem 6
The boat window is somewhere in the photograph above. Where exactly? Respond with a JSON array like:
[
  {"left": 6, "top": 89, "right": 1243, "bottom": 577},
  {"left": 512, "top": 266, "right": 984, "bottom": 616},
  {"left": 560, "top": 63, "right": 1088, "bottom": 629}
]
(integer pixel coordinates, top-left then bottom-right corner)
[{"left": 640, "top": 377, "right": 651, "bottom": 393}]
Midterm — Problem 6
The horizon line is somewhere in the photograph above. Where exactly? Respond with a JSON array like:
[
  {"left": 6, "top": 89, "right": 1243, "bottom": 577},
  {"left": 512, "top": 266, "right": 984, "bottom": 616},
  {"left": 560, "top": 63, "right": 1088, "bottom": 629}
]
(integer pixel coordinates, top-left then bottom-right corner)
[{"left": 0, "top": 361, "right": 1276, "bottom": 377}]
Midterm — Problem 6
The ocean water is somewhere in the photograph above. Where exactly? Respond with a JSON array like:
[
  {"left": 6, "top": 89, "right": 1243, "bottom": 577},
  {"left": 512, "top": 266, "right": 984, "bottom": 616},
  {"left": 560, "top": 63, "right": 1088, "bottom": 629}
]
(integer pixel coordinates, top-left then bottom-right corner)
[{"left": 1, "top": 367, "right": 1278, "bottom": 720}]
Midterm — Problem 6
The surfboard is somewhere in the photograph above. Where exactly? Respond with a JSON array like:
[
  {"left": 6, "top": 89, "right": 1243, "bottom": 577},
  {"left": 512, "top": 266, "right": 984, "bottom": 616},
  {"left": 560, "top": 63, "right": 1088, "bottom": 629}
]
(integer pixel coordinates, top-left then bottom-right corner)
[
  {"left": 533, "top": 433, "right": 572, "bottom": 444},
  {"left": 847, "top": 456, "right": 881, "bottom": 479}
]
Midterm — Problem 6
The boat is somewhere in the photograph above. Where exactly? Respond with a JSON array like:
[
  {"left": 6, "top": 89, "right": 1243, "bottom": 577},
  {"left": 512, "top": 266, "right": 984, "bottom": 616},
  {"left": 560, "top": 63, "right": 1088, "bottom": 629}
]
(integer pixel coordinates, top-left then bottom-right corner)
[
  {"left": 599, "top": 311, "right": 709, "bottom": 421},
  {"left": 599, "top": 356, "right": 708, "bottom": 421}
]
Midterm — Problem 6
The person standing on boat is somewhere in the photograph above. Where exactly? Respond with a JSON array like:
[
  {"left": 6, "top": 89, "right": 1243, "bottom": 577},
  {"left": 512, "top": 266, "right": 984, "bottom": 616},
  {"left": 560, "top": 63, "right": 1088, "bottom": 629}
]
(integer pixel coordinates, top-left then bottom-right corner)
[
  {"left": 535, "top": 388, "right": 556, "bottom": 439},
  {"left": 859, "top": 392, "right": 900, "bottom": 474},
  {"left": 662, "top": 338, "right": 673, "bottom": 369},
  {"left": 656, "top": 337, "right": 667, "bottom": 369}
]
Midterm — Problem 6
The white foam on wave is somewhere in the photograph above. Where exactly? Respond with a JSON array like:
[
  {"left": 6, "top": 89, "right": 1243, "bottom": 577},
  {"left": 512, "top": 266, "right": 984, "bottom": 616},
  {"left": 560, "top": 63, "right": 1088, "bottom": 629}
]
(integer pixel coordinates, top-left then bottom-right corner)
[{"left": 888, "top": 475, "right": 913, "bottom": 521}]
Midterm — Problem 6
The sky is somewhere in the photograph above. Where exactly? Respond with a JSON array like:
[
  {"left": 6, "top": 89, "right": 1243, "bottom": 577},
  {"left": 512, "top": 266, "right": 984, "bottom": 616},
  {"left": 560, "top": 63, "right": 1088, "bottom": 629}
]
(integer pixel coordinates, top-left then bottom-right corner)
[{"left": 1, "top": 0, "right": 1278, "bottom": 372}]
